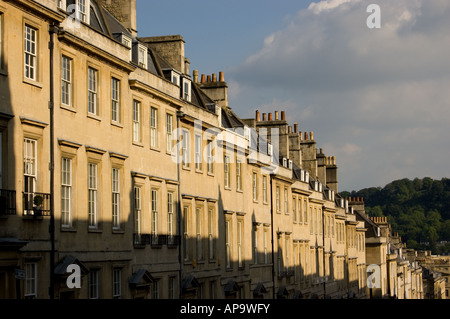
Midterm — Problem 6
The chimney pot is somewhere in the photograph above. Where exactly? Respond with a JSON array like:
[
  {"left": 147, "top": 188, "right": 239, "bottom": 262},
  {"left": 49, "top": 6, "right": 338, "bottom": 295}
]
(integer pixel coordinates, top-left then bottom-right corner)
[
  {"left": 193, "top": 70, "right": 199, "bottom": 82},
  {"left": 219, "top": 71, "right": 224, "bottom": 82},
  {"left": 310, "top": 131, "right": 314, "bottom": 140},
  {"left": 201, "top": 74, "right": 206, "bottom": 83},
  {"left": 281, "top": 111, "right": 286, "bottom": 121},
  {"left": 262, "top": 113, "right": 267, "bottom": 121},
  {"left": 212, "top": 73, "right": 217, "bottom": 82},
  {"left": 275, "top": 111, "right": 279, "bottom": 120},
  {"left": 305, "top": 132, "right": 308, "bottom": 140},
  {"left": 268, "top": 113, "right": 273, "bottom": 121},
  {"left": 288, "top": 126, "right": 292, "bottom": 133},
  {"left": 256, "top": 110, "right": 261, "bottom": 122},
  {"left": 294, "top": 123, "right": 298, "bottom": 133},
  {"left": 207, "top": 75, "right": 211, "bottom": 82}
]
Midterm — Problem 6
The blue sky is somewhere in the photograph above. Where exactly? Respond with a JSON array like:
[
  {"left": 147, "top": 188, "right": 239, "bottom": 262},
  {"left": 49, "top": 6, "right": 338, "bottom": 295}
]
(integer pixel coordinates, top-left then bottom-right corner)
[
  {"left": 136, "top": 0, "right": 450, "bottom": 192},
  {"left": 137, "top": 0, "right": 312, "bottom": 73}
]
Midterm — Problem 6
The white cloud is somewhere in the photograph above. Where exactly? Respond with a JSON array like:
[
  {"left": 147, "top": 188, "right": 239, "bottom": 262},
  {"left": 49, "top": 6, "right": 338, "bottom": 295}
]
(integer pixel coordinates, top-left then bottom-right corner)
[
  {"left": 308, "top": 0, "right": 357, "bottom": 14},
  {"left": 227, "top": 0, "right": 450, "bottom": 190}
]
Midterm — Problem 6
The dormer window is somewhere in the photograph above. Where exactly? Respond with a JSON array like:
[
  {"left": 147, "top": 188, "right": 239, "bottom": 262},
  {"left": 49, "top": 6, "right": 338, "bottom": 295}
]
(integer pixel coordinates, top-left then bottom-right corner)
[
  {"left": 182, "top": 77, "right": 191, "bottom": 102},
  {"left": 171, "top": 72, "right": 180, "bottom": 86},
  {"left": 77, "top": 0, "right": 87, "bottom": 22},
  {"left": 137, "top": 44, "right": 148, "bottom": 69},
  {"left": 114, "top": 33, "right": 132, "bottom": 61},
  {"left": 64, "top": 0, "right": 90, "bottom": 24}
]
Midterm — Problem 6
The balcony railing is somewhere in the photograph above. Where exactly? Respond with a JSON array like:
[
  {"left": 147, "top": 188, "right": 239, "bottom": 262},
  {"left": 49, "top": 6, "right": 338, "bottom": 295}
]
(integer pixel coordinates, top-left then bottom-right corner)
[
  {"left": 133, "top": 233, "right": 180, "bottom": 248},
  {"left": 0, "top": 189, "right": 16, "bottom": 216},
  {"left": 133, "top": 233, "right": 151, "bottom": 246},
  {"left": 23, "top": 192, "right": 51, "bottom": 217},
  {"left": 167, "top": 235, "right": 180, "bottom": 248}
]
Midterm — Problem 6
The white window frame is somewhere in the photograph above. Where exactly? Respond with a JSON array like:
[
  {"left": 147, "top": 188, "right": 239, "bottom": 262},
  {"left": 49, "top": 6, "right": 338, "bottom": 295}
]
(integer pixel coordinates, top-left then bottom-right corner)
[
  {"left": 113, "top": 268, "right": 121, "bottom": 299},
  {"left": 151, "top": 189, "right": 158, "bottom": 239},
  {"left": 88, "top": 67, "right": 98, "bottom": 115},
  {"left": 121, "top": 34, "right": 132, "bottom": 61},
  {"left": 236, "top": 159, "right": 242, "bottom": 191},
  {"left": 112, "top": 168, "right": 120, "bottom": 229},
  {"left": 24, "top": 24, "right": 37, "bottom": 81},
  {"left": 196, "top": 207, "right": 202, "bottom": 260},
  {"left": 224, "top": 156, "right": 230, "bottom": 188},
  {"left": 111, "top": 77, "right": 120, "bottom": 122},
  {"left": 89, "top": 270, "right": 99, "bottom": 299},
  {"left": 58, "top": 0, "right": 66, "bottom": 10},
  {"left": 150, "top": 107, "right": 158, "bottom": 148},
  {"left": 88, "top": 163, "right": 98, "bottom": 228},
  {"left": 208, "top": 208, "right": 214, "bottom": 260},
  {"left": 237, "top": 220, "right": 243, "bottom": 268},
  {"left": 182, "top": 78, "right": 191, "bottom": 102},
  {"left": 206, "top": 139, "right": 213, "bottom": 174},
  {"left": 132, "top": 100, "right": 141, "bottom": 143},
  {"left": 183, "top": 206, "right": 190, "bottom": 260},
  {"left": 284, "top": 187, "right": 288, "bottom": 214},
  {"left": 137, "top": 44, "right": 148, "bottom": 69},
  {"left": 25, "top": 263, "right": 37, "bottom": 298},
  {"left": 276, "top": 186, "right": 280, "bottom": 213},
  {"left": 134, "top": 186, "right": 141, "bottom": 236},
  {"left": 262, "top": 175, "right": 267, "bottom": 203},
  {"left": 76, "top": 0, "right": 88, "bottom": 23},
  {"left": 61, "top": 157, "right": 72, "bottom": 227},
  {"left": 166, "top": 113, "right": 173, "bottom": 153},
  {"left": 264, "top": 230, "right": 268, "bottom": 264},
  {"left": 167, "top": 191, "right": 174, "bottom": 239},
  {"left": 181, "top": 130, "right": 190, "bottom": 167},
  {"left": 61, "top": 55, "right": 72, "bottom": 106},
  {"left": 23, "top": 138, "right": 37, "bottom": 215},
  {"left": 225, "top": 220, "right": 231, "bottom": 268},
  {"left": 195, "top": 134, "right": 202, "bottom": 171},
  {"left": 293, "top": 197, "right": 297, "bottom": 222},
  {"left": 252, "top": 172, "right": 257, "bottom": 201}
]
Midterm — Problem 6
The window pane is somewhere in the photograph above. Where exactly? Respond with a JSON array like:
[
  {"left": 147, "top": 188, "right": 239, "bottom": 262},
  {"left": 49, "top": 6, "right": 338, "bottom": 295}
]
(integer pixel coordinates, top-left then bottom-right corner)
[{"left": 88, "top": 67, "right": 98, "bottom": 114}]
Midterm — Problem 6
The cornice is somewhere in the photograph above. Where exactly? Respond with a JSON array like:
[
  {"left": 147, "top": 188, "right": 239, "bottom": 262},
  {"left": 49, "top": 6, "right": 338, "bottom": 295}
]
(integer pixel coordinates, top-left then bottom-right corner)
[
  {"left": 57, "top": 30, "right": 135, "bottom": 73},
  {"left": 5, "top": 0, "right": 65, "bottom": 23}
]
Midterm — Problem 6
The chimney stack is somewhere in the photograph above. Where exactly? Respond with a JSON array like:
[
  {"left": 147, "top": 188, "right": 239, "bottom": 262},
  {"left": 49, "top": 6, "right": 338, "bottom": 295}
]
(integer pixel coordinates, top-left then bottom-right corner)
[
  {"left": 193, "top": 70, "right": 199, "bottom": 82},
  {"left": 98, "top": 0, "right": 137, "bottom": 37}
]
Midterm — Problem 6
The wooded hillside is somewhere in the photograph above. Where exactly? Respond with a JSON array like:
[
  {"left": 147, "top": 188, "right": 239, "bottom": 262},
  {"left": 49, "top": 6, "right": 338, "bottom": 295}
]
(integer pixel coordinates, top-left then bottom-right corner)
[{"left": 341, "top": 177, "right": 450, "bottom": 254}]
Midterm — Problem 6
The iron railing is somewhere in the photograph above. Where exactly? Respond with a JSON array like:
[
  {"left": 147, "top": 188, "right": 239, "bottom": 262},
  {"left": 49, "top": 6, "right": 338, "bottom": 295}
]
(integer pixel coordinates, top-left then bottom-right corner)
[
  {"left": 133, "top": 233, "right": 180, "bottom": 248},
  {"left": 0, "top": 189, "right": 16, "bottom": 215},
  {"left": 23, "top": 192, "right": 51, "bottom": 217}
]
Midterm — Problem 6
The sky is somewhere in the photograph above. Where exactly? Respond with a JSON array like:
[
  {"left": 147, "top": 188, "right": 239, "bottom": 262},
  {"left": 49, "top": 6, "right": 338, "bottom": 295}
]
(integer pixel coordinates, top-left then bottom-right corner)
[{"left": 136, "top": 0, "right": 450, "bottom": 192}]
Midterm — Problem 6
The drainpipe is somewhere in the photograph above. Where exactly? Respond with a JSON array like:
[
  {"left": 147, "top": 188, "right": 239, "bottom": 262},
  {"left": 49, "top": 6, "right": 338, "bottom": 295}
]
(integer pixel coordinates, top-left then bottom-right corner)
[
  {"left": 322, "top": 205, "right": 326, "bottom": 298},
  {"left": 270, "top": 174, "right": 275, "bottom": 299},
  {"left": 176, "top": 110, "right": 184, "bottom": 298},
  {"left": 48, "top": 23, "right": 59, "bottom": 300}
]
